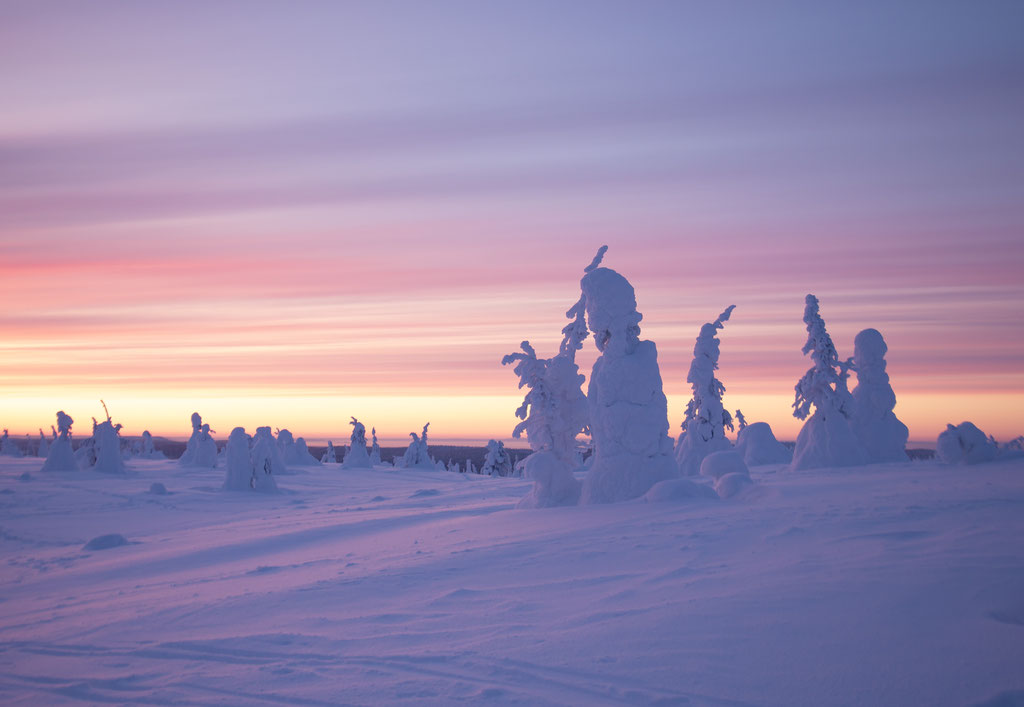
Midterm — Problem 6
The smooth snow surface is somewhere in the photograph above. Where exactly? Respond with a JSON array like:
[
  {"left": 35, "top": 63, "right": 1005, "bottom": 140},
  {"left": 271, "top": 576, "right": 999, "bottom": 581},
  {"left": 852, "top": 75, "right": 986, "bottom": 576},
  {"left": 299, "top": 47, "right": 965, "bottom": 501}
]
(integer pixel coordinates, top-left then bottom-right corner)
[{"left": 1, "top": 456, "right": 1023, "bottom": 706}]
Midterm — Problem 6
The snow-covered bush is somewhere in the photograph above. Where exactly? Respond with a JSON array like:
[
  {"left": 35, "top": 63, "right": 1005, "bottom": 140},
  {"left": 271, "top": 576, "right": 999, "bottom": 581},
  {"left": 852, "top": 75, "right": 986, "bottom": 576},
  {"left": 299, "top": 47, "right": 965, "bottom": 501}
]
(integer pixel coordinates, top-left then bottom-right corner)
[
  {"left": 675, "top": 306, "right": 736, "bottom": 476},
  {"left": 936, "top": 422, "right": 998, "bottom": 465},
  {"left": 734, "top": 422, "right": 792, "bottom": 466},
  {"left": 850, "top": 328, "right": 909, "bottom": 462},
  {"left": 342, "top": 417, "right": 372, "bottom": 468},
  {"left": 577, "top": 246, "right": 677, "bottom": 503},
  {"left": 41, "top": 411, "right": 78, "bottom": 472},
  {"left": 790, "top": 295, "right": 869, "bottom": 470}
]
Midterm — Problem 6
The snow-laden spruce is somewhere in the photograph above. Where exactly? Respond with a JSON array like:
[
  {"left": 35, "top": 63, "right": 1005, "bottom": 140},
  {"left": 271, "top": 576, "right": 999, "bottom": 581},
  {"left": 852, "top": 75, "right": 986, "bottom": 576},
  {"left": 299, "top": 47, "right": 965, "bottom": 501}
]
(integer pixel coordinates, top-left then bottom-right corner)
[
  {"left": 36, "top": 429, "right": 49, "bottom": 458},
  {"left": 342, "top": 417, "right": 372, "bottom": 468},
  {"left": 41, "top": 411, "right": 78, "bottom": 472},
  {"left": 936, "top": 422, "right": 999, "bottom": 465},
  {"left": 480, "top": 439, "right": 514, "bottom": 477},
  {"left": 0, "top": 429, "right": 22, "bottom": 457},
  {"left": 791, "top": 295, "right": 869, "bottom": 470},
  {"left": 734, "top": 422, "right": 792, "bottom": 466},
  {"left": 576, "top": 246, "right": 676, "bottom": 503},
  {"left": 675, "top": 305, "right": 736, "bottom": 476},
  {"left": 399, "top": 423, "right": 435, "bottom": 469},
  {"left": 369, "top": 428, "right": 382, "bottom": 466},
  {"left": 502, "top": 291, "right": 589, "bottom": 507},
  {"left": 223, "top": 427, "right": 279, "bottom": 492},
  {"left": 132, "top": 430, "right": 166, "bottom": 460},
  {"left": 179, "top": 413, "right": 203, "bottom": 466},
  {"left": 179, "top": 413, "right": 217, "bottom": 468},
  {"left": 321, "top": 440, "right": 337, "bottom": 464},
  {"left": 850, "top": 328, "right": 909, "bottom": 462}
]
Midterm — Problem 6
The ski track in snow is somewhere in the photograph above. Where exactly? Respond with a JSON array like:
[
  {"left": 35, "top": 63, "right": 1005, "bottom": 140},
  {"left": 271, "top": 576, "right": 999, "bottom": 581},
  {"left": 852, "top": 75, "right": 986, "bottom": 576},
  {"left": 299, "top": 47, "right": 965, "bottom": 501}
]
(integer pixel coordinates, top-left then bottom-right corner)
[{"left": 1, "top": 457, "right": 1023, "bottom": 706}]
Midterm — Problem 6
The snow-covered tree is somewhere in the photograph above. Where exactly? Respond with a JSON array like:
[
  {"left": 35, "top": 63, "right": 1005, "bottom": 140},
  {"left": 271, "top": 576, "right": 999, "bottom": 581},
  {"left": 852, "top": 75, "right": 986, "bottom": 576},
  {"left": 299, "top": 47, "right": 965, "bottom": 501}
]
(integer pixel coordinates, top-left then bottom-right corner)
[
  {"left": 575, "top": 246, "right": 676, "bottom": 503},
  {"left": 481, "top": 439, "right": 513, "bottom": 477},
  {"left": 321, "top": 440, "right": 337, "bottom": 463},
  {"left": 790, "top": 295, "right": 869, "bottom": 470},
  {"left": 0, "top": 429, "right": 22, "bottom": 457},
  {"left": 179, "top": 412, "right": 203, "bottom": 466},
  {"left": 191, "top": 423, "right": 218, "bottom": 468},
  {"left": 42, "top": 411, "right": 78, "bottom": 472},
  {"left": 735, "top": 410, "right": 747, "bottom": 432},
  {"left": 849, "top": 328, "right": 909, "bottom": 462},
  {"left": 342, "top": 417, "right": 372, "bottom": 468},
  {"left": 92, "top": 401, "right": 126, "bottom": 475},
  {"left": 400, "top": 423, "right": 434, "bottom": 469},
  {"left": 675, "top": 305, "right": 736, "bottom": 476},
  {"left": 37, "top": 429, "right": 49, "bottom": 458},
  {"left": 369, "top": 427, "right": 382, "bottom": 466}
]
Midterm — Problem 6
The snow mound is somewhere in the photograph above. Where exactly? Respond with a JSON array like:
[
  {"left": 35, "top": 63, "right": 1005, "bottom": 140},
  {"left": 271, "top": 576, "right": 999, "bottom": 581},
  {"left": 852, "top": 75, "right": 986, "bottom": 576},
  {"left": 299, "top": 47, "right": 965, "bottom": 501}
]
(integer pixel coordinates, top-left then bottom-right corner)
[
  {"left": 700, "top": 450, "right": 749, "bottom": 480},
  {"left": 937, "top": 422, "right": 999, "bottom": 465},
  {"left": 644, "top": 478, "right": 718, "bottom": 502},
  {"left": 734, "top": 422, "right": 792, "bottom": 466},
  {"left": 149, "top": 482, "right": 169, "bottom": 495},
  {"left": 517, "top": 451, "right": 581, "bottom": 509},
  {"left": 83, "top": 533, "right": 128, "bottom": 551},
  {"left": 715, "top": 472, "right": 754, "bottom": 499}
]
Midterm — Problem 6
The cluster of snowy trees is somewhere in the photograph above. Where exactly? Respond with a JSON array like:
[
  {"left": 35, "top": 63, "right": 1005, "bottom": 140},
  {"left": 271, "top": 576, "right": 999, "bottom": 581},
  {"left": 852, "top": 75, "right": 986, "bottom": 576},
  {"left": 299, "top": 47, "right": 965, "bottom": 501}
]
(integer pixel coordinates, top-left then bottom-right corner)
[{"left": 499, "top": 246, "right": 1018, "bottom": 509}]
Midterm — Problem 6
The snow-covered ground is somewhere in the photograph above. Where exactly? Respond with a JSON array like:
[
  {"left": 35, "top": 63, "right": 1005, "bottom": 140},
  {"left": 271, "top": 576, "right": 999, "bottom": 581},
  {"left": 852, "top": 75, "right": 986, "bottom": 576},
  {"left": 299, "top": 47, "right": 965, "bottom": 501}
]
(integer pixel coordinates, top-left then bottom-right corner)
[{"left": 1, "top": 457, "right": 1022, "bottom": 706}]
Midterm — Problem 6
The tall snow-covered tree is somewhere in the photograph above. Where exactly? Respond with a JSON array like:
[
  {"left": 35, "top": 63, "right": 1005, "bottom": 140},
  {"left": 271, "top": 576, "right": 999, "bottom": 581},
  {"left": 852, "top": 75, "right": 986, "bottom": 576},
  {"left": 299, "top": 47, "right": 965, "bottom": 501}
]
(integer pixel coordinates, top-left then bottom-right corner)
[
  {"left": 675, "top": 305, "right": 736, "bottom": 476},
  {"left": 791, "top": 295, "right": 869, "bottom": 470},
  {"left": 850, "top": 328, "right": 909, "bottom": 462}
]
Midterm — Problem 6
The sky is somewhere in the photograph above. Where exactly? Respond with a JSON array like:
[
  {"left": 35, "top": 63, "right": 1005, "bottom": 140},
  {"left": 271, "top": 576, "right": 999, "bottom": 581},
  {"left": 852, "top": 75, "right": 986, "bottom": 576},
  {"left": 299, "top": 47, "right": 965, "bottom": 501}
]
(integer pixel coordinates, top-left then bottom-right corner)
[{"left": 2, "top": 1, "right": 1023, "bottom": 445}]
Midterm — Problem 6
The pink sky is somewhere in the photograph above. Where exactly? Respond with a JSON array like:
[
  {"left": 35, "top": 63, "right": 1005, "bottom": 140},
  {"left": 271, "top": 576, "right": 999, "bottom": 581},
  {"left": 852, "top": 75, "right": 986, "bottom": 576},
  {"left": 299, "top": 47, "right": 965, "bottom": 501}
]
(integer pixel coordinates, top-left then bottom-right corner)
[{"left": 2, "top": 2, "right": 1023, "bottom": 444}]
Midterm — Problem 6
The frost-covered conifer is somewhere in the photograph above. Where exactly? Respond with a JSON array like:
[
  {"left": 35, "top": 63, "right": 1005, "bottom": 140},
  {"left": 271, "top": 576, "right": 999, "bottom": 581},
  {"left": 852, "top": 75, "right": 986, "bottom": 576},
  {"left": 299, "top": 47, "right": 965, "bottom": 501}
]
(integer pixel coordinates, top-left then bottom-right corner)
[
  {"left": 321, "top": 440, "right": 337, "bottom": 464},
  {"left": 481, "top": 439, "right": 513, "bottom": 477},
  {"left": 223, "top": 427, "right": 254, "bottom": 490},
  {"left": 191, "top": 423, "right": 218, "bottom": 468},
  {"left": 92, "top": 402, "right": 126, "bottom": 475},
  {"left": 369, "top": 427, "right": 382, "bottom": 466},
  {"left": 735, "top": 410, "right": 747, "bottom": 432},
  {"left": 179, "top": 412, "right": 203, "bottom": 466},
  {"left": 42, "top": 411, "right": 78, "bottom": 471},
  {"left": 502, "top": 300, "right": 590, "bottom": 507},
  {"left": 137, "top": 430, "right": 166, "bottom": 459},
  {"left": 675, "top": 305, "right": 736, "bottom": 476},
  {"left": 400, "top": 423, "right": 434, "bottom": 469},
  {"left": 850, "top": 328, "right": 909, "bottom": 462},
  {"left": 791, "top": 295, "right": 869, "bottom": 470},
  {"left": 342, "top": 417, "right": 372, "bottom": 468},
  {"left": 252, "top": 427, "right": 291, "bottom": 474},
  {"left": 250, "top": 427, "right": 285, "bottom": 488},
  {"left": 0, "top": 429, "right": 22, "bottom": 457},
  {"left": 569, "top": 246, "right": 677, "bottom": 503},
  {"left": 37, "top": 429, "right": 49, "bottom": 458}
]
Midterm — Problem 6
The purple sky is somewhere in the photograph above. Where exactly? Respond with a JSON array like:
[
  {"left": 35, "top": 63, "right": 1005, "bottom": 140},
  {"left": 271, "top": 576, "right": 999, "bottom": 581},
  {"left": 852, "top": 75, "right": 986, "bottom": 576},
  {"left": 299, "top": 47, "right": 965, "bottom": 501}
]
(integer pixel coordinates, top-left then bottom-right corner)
[{"left": 2, "top": 1, "right": 1023, "bottom": 442}]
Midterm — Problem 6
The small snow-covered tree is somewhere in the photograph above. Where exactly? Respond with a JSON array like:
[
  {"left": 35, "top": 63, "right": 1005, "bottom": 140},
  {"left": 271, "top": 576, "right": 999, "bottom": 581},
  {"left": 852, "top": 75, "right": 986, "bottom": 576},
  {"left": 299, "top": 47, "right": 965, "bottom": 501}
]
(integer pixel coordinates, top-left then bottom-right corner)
[
  {"left": 37, "top": 429, "right": 49, "bottom": 458},
  {"left": 42, "top": 410, "right": 79, "bottom": 472},
  {"left": 179, "top": 412, "right": 203, "bottom": 466},
  {"left": 342, "top": 417, "right": 372, "bottom": 468},
  {"left": 481, "top": 439, "right": 513, "bottom": 477},
  {"left": 322, "top": 440, "right": 337, "bottom": 463},
  {"left": 0, "top": 429, "right": 22, "bottom": 457},
  {"left": 735, "top": 410, "right": 747, "bottom": 432},
  {"left": 791, "top": 295, "right": 868, "bottom": 470},
  {"left": 369, "top": 427, "right": 382, "bottom": 466},
  {"left": 675, "top": 305, "right": 736, "bottom": 476},
  {"left": 400, "top": 423, "right": 434, "bottom": 469},
  {"left": 92, "top": 401, "right": 126, "bottom": 475}
]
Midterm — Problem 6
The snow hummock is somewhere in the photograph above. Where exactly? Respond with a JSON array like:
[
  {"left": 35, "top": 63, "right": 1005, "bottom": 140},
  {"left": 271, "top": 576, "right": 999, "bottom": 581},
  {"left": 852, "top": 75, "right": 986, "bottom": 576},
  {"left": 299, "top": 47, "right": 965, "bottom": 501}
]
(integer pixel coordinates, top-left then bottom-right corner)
[
  {"left": 341, "top": 418, "right": 371, "bottom": 468},
  {"left": 791, "top": 295, "right": 869, "bottom": 471},
  {"left": 936, "top": 422, "right": 999, "bottom": 465},
  {"left": 675, "top": 306, "right": 736, "bottom": 476},
  {"left": 734, "top": 422, "right": 792, "bottom": 466},
  {"left": 41, "top": 411, "right": 78, "bottom": 472},
  {"left": 699, "top": 450, "right": 749, "bottom": 480},
  {"left": 577, "top": 248, "right": 677, "bottom": 504},
  {"left": 850, "top": 328, "right": 910, "bottom": 462}
]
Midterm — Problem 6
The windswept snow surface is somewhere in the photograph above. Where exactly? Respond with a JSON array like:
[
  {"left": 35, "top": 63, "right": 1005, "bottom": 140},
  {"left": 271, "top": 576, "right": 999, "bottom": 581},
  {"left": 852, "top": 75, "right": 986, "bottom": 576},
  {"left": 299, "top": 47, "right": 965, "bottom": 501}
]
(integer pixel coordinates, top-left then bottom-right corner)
[{"left": 1, "top": 456, "right": 1023, "bottom": 706}]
